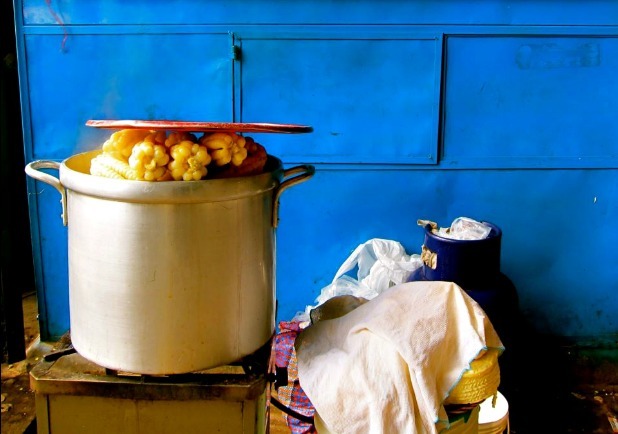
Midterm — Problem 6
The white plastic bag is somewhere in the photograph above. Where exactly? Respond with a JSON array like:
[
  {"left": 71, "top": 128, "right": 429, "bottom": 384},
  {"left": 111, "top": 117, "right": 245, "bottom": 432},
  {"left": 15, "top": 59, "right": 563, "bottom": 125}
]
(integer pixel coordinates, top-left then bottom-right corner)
[
  {"left": 436, "top": 217, "right": 492, "bottom": 240},
  {"left": 331, "top": 238, "right": 422, "bottom": 297},
  {"left": 296, "top": 239, "right": 422, "bottom": 321}
]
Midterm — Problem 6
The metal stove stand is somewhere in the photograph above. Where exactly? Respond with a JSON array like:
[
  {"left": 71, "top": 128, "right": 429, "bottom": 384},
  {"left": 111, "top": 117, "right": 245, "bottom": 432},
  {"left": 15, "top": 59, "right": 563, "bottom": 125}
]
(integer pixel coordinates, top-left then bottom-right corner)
[{"left": 30, "top": 337, "right": 271, "bottom": 434}]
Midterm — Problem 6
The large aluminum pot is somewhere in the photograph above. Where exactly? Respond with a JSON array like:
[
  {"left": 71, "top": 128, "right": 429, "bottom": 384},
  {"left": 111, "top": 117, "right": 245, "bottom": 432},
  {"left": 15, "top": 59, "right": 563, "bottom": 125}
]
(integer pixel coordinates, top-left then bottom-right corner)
[{"left": 25, "top": 150, "right": 314, "bottom": 374}]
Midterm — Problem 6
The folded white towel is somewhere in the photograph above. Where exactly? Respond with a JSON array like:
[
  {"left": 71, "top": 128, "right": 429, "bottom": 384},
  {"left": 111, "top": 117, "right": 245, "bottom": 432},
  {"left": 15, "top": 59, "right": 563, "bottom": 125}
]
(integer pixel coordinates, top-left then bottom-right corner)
[{"left": 295, "top": 281, "right": 504, "bottom": 434}]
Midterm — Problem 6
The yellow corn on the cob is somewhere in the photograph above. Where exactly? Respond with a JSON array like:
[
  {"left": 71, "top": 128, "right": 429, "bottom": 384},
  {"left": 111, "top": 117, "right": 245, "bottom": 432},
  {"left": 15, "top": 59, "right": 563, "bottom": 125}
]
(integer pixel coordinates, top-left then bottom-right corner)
[
  {"left": 231, "top": 145, "right": 248, "bottom": 166},
  {"left": 165, "top": 131, "right": 198, "bottom": 148},
  {"left": 101, "top": 129, "right": 152, "bottom": 160},
  {"left": 199, "top": 131, "right": 248, "bottom": 167},
  {"left": 128, "top": 132, "right": 171, "bottom": 181},
  {"left": 92, "top": 129, "right": 258, "bottom": 181},
  {"left": 168, "top": 140, "right": 212, "bottom": 181},
  {"left": 90, "top": 153, "right": 141, "bottom": 180},
  {"left": 200, "top": 132, "right": 233, "bottom": 149}
]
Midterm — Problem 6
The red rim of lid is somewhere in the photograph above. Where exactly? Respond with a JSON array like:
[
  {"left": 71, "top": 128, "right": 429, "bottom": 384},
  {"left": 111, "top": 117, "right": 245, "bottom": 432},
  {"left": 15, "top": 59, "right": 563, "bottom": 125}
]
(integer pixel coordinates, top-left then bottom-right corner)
[{"left": 86, "top": 119, "right": 313, "bottom": 133}]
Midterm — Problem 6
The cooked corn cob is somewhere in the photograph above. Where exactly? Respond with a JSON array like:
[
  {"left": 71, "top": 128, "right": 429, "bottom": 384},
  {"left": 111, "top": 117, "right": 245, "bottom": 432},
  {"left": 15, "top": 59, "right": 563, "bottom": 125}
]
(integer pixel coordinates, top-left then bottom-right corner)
[
  {"left": 168, "top": 140, "right": 212, "bottom": 181},
  {"left": 90, "top": 153, "right": 141, "bottom": 180},
  {"left": 101, "top": 129, "right": 152, "bottom": 160},
  {"left": 165, "top": 131, "right": 198, "bottom": 148},
  {"left": 128, "top": 131, "right": 171, "bottom": 181},
  {"left": 199, "top": 131, "right": 248, "bottom": 167}
]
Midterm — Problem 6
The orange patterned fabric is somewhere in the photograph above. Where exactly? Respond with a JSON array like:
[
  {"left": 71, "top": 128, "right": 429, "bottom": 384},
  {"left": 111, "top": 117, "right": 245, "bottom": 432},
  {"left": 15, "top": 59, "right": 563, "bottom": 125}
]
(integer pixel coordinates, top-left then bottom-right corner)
[{"left": 273, "top": 321, "right": 316, "bottom": 433}]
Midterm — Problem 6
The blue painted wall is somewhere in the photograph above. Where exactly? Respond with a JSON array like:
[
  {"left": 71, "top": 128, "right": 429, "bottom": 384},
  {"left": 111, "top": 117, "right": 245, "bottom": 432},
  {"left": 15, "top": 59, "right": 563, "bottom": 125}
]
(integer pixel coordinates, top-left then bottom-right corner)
[{"left": 14, "top": 0, "right": 617, "bottom": 344}]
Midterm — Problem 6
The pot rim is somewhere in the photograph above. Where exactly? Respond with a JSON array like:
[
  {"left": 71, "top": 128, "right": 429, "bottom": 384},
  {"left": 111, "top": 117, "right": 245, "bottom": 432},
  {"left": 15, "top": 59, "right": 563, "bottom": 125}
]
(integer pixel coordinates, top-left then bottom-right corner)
[{"left": 60, "top": 150, "right": 284, "bottom": 204}]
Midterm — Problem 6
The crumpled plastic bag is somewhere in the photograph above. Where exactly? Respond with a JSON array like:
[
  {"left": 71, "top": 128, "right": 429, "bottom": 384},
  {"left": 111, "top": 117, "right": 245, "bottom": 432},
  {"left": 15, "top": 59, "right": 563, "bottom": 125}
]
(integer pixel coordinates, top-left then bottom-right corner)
[{"left": 296, "top": 239, "right": 422, "bottom": 322}]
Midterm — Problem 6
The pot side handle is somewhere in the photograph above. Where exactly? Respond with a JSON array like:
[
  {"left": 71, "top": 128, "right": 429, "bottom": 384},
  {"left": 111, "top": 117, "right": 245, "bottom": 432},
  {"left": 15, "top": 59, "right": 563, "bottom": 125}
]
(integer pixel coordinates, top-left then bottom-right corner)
[
  {"left": 272, "top": 164, "right": 315, "bottom": 228},
  {"left": 24, "top": 160, "right": 68, "bottom": 226}
]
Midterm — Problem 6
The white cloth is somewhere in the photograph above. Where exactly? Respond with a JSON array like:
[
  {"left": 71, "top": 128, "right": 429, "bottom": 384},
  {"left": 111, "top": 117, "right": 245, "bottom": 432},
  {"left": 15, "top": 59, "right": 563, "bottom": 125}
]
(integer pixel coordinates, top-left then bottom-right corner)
[{"left": 295, "top": 281, "right": 504, "bottom": 434}]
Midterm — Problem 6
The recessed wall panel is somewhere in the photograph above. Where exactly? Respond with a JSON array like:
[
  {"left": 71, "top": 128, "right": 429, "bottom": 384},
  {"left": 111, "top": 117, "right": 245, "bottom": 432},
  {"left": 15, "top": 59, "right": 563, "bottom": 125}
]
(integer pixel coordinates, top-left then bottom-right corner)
[
  {"left": 239, "top": 36, "right": 441, "bottom": 164},
  {"left": 443, "top": 35, "right": 618, "bottom": 168},
  {"left": 25, "top": 33, "right": 232, "bottom": 159}
]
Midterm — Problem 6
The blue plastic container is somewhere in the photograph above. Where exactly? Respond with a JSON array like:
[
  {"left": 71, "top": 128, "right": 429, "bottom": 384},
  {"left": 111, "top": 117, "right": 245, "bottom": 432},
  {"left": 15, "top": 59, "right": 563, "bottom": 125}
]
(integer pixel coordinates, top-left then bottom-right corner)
[{"left": 408, "top": 221, "right": 520, "bottom": 392}]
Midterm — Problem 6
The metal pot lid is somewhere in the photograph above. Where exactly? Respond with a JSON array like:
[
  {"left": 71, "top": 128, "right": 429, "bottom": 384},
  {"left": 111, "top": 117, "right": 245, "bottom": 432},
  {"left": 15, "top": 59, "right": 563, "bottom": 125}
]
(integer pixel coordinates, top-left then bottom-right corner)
[{"left": 86, "top": 119, "right": 313, "bottom": 134}]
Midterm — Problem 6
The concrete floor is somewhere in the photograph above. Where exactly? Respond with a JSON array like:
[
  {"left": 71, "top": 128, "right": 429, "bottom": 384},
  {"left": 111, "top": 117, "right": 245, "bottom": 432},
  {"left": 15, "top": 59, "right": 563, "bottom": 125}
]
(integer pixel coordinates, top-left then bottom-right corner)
[{"left": 2, "top": 293, "right": 617, "bottom": 433}]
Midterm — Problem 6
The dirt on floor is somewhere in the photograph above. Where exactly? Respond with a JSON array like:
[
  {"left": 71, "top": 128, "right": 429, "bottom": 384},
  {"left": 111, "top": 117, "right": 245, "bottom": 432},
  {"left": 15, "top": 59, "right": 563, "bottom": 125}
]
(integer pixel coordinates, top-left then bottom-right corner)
[
  {"left": 1, "top": 293, "right": 38, "bottom": 434},
  {"left": 1, "top": 361, "right": 36, "bottom": 434}
]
